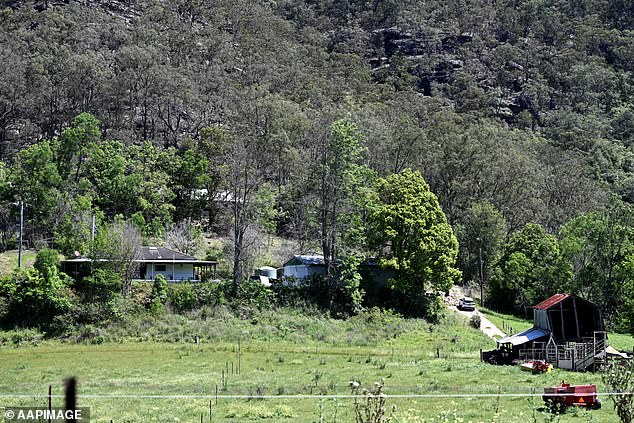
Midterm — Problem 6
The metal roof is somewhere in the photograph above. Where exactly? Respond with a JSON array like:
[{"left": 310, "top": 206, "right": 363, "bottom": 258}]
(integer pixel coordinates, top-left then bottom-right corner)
[
  {"left": 497, "top": 327, "right": 550, "bottom": 346},
  {"left": 62, "top": 247, "right": 216, "bottom": 265},
  {"left": 533, "top": 293, "right": 570, "bottom": 310},
  {"left": 283, "top": 254, "right": 326, "bottom": 266},
  {"left": 138, "top": 246, "right": 196, "bottom": 261}
]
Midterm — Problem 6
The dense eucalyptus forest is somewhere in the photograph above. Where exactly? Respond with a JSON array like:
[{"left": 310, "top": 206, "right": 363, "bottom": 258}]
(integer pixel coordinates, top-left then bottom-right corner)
[{"left": 1, "top": 0, "right": 634, "bottom": 331}]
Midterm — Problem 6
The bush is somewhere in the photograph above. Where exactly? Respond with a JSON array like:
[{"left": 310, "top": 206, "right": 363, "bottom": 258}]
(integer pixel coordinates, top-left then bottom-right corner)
[
  {"left": 194, "top": 281, "right": 227, "bottom": 306},
  {"left": 234, "top": 280, "right": 274, "bottom": 310},
  {"left": 78, "top": 268, "right": 122, "bottom": 302},
  {"left": 0, "top": 268, "right": 75, "bottom": 328},
  {"left": 469, "top": 314, "right": 481, "bottom": 329},
  {"left": 167, "top": 284, "right": 198, "bottom": 312},
  {"left": 150, "top": 275, "right": 168, "bottom": 304}
]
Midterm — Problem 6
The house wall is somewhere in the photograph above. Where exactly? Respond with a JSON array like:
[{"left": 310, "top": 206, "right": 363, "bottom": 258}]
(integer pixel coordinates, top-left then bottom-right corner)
[
  {"left": 147, "top": 263, "right": 196, "bottom": 281},
  {"left": 283, "top": 264, "right": 325, "bottom": 282}
]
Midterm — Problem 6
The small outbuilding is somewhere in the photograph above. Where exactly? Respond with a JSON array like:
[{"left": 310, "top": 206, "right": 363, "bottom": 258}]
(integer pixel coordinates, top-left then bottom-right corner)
[
  {"left": 282, "top": 254, "right": 327, "bottom": 282},
  {"left": 489, "top": 294, "right": 607, "bottom": 371}
]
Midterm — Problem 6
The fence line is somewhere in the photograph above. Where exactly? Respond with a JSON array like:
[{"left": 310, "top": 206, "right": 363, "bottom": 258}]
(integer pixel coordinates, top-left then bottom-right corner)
[{"left": 0, "top": 393, "right": 632, "bottom": 399}]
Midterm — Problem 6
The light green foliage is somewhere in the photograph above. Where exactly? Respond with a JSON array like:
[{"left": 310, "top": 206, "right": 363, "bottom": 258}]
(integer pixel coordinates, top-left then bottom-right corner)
[
  {"left": 125, "top": 143, "right": 176, "bottom": 236},
  {"left": 490, "top": 223, "right": 572, "bottom": 314},
  {"left": 319, "top": 118, "right": 369, "bottom": 278},
  {"left": 456, "top": 201, "right": 506, "bottom": 292},
  {"left": 167, "top": 283, "right": 198, "bottom": 313},
  {"left": 56, "top": 112, "right": 101, "bottom": 181},
  {"left": 334, "top": 255, "right": 365, "bottom": 316},
  {"left": 559, "top": 206, "right": 634, "bottom": 324},
  {"left": 9, "top": 140, "right": 62, "bottom": 226},
  {"left": 369, "top": 169, "right": 461, "bottom": 316},
  {"left": 33, "top": 248, "right": 61, "bottom": 282},
  {"left": 0, "top": 249, "right": 74, "bottom": 329},
  {"left": 602, "top": 359, "right": 634, "bottom": 423},
  {"left": 170, "top": 148, "right": 210, "bottom": 222}
]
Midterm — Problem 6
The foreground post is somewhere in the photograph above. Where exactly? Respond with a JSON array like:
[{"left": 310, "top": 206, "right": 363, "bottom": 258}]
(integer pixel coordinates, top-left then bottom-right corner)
[{"left": 64, "top": 377, "right": 77, "bottom": 423}]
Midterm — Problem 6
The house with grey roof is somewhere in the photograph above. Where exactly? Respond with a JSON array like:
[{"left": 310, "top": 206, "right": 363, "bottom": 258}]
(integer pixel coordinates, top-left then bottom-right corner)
[
  {"left": 135, "top": 246, "right": 216, "bottom": 282},
  {"left": 62, "top": 246, "right": 216, "bottom": 282}
]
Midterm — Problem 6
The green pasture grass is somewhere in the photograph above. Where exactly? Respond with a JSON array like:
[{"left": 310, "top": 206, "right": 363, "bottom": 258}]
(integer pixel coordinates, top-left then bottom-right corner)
[
  {"left": 0, "top": 249, "right": 37, "bottom": 275},
  {"left": 478, "top": 306, "right": 533, "bottom": 335},
  {"left": 605, "top": 332, "right": 634, "bottom": 353},
  {"left": 0, "top": 309, "right": 622, "bottom": 422}
]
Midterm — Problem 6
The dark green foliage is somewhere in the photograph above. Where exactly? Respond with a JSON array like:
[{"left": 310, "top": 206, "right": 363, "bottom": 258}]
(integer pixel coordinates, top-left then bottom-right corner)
[
  {"left": 489, "top": 223, "right": 572, "bottom": 314},
  {"left": 79, "top": 268, "right": 122, "bottom": 303},
  {"left": 166, "top": 283, "right": 198, "bottom": 313},
  {"left": 2, "top": 0, "right": 634, "bottom": 329}
]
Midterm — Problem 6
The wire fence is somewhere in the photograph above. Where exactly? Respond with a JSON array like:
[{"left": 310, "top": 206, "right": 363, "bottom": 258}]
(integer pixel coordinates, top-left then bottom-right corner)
[{"left": 0, "top": 392, "right": 633, "bottom": 399}]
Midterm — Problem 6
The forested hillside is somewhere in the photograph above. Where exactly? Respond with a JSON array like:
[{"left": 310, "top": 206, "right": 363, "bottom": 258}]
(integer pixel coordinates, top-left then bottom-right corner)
[{"left": 1, "top": 0, "right": 634, "bottom": 330}]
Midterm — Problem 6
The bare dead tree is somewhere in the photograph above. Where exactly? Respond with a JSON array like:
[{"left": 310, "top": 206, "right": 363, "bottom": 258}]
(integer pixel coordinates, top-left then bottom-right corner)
[
  {"left": 92, "top": 220, "right": 141, "bottom": 295},
  {"left": 165, "top": 220, "right": 202, "bottom": 256}
]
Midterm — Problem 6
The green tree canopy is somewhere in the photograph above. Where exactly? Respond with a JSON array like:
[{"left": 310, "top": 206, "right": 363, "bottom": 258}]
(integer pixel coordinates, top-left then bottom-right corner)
[
  {"left": 369, "top": 168, "right": 461, "bottom": 318},
  {"left": 559, "top": 204, "right": 634, "bottom": 323},
  {"left": 490, "top": 223, "right": 572, "bottom": 314}
]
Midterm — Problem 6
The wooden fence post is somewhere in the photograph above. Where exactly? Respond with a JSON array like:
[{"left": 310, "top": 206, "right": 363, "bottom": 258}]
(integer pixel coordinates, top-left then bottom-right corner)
[
  {"left": 64, "top": 377, "right": 77, "bottom": 423},
  {"left": 48, "top": 385, "right": 52, "bottom": 423}
]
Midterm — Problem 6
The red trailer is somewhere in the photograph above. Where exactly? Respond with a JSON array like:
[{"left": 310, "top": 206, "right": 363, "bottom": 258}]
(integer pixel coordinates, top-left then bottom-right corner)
[{"left": 542, "top": 382, "right": 601, "bottom": 409}]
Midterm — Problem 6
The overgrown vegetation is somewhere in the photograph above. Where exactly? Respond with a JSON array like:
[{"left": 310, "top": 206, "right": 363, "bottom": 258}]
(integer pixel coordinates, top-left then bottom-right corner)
[
  {"left": 602, "top": 359, "right": 634, "bottom": 423},
  {"left": 1, "top": 0, "right": 634, "bottom": 330}
]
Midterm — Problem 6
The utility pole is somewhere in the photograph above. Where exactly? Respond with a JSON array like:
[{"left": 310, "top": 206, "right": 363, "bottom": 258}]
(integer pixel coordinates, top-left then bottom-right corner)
[
  {"left": 18, "top": 200, "right": 23, "bottom": 268},
  {"left": 477, "top": 237, "right": 484, "bottom": 307},
  {"left": 91, "top": 214, "right": 96, "bottom": 245}
]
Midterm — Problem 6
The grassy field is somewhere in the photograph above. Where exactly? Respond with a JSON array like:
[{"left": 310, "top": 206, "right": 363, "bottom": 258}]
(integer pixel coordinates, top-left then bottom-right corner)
[
  {"left": 0, "top": 249, "right": 37, "bottom": 275},
  {"left": 1, "top": 309, "right": 630, "bottom": 422}
]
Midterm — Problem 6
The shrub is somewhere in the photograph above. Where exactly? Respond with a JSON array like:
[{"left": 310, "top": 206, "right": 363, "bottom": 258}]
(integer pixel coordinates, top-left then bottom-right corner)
[
  {"left": 470, "top": 314, "right": 481, "bottom": 329},
  {"left": 234, "top": 280, "right": 274, "bottom": 310},
  {"left": 0, "top": 267, "right": 75, "bottom": 328},
  {"left": 603, "top": 359, "right": 634, "bottom": 423},
  {"left": 150, "top": 275, "right": 168, "bottom": 304},
  {"left": 78, "top": 268, "right": 122, "bottom": 302},
  {"left": 167, "top": 283, "right": 198, "bottom": 312}
]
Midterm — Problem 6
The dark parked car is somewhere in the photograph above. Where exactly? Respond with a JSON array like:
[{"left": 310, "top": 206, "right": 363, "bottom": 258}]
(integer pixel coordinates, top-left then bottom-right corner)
[{"left": 458, "top": 297, "right": 476, "bottom": 311}]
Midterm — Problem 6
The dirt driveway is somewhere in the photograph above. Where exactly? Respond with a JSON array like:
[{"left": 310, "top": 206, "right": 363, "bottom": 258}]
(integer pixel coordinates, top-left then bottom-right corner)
[{"left": 450, "top": 306, "right": 506, "bottom": 340}]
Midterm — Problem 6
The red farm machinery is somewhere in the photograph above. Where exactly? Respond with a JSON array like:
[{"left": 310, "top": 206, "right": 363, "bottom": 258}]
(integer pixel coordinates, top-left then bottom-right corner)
[{"left": 542, "top": 382, "right": 601, "bottom": 410}]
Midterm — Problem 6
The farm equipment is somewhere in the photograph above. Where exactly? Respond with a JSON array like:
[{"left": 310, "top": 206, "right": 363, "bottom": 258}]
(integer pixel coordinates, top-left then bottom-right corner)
[
  {"left": 542, "top": 382, "right": 601, "bottom": 410},
  {"left": 519, "top": 360, "right": 552, "bottom": 373}
]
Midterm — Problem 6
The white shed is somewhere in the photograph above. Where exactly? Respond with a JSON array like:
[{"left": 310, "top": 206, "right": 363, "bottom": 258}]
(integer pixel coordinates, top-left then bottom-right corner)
[{"left": 282, "top": 254, "right": 327, "bottom": 282}]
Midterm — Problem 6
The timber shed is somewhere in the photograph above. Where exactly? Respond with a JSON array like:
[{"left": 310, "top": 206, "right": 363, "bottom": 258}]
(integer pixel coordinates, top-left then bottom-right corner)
[
  {"left": 532, "top": 294, "right": 604, "bottom": 341},
  {"left": 493, "top": 294, "right": 607, "bottom": 371}
]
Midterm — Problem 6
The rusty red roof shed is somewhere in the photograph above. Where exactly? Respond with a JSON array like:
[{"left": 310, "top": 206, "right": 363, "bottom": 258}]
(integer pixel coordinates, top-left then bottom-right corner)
[{"left": 533, "top": 293, "right": 570, "bottom": 310}]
